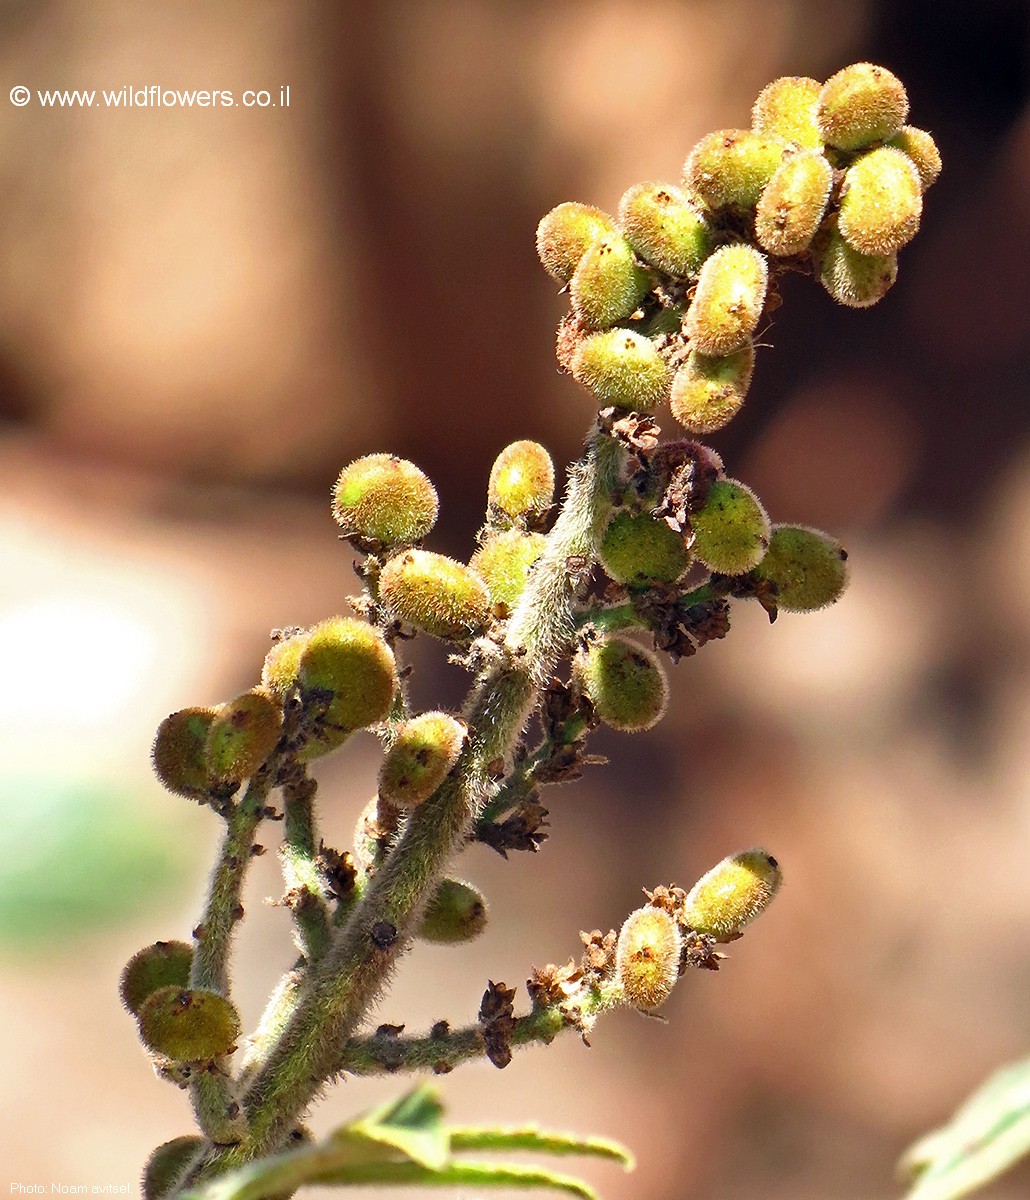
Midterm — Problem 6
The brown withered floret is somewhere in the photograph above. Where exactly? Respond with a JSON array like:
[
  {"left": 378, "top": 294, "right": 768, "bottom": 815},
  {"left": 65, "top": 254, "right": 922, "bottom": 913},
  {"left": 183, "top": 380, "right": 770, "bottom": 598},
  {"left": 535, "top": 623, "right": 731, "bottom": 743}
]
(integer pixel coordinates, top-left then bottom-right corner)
[
  {"left": 579, "top": 928, "right": 618, "bottom": 973},
  {"left": 317, "top": 844, "right": 357, "bottom": 900},
  {"left": 479, "top": 981, "right": 518, "bottom": 1069},
  {"left": 643, "top": 885, "right": 687, "bottom": 917},
  {"left": 476, "top": 800, "right": 550, "bottom": 857},
  {"left": 527, "top": 960, "right": 585, "bottom": 1009},
  {"left": 680, "top": 928, "right": 725, "bottom": 972}
]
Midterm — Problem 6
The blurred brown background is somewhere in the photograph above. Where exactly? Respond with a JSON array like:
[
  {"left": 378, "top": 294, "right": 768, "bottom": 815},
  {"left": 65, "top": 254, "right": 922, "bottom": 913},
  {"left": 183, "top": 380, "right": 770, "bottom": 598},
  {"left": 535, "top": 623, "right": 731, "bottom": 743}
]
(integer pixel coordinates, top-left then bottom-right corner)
[{"left": 1, "top": 1, "right": 1028, "bottom": 1197}]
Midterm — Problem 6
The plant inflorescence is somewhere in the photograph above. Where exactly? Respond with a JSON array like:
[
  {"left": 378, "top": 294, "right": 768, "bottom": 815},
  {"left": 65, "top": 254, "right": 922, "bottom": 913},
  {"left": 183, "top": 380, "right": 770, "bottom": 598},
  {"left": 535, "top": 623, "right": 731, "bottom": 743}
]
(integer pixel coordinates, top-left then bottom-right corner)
[{"left": 126, "top": 63, "right": 938, "bottom": 1200}]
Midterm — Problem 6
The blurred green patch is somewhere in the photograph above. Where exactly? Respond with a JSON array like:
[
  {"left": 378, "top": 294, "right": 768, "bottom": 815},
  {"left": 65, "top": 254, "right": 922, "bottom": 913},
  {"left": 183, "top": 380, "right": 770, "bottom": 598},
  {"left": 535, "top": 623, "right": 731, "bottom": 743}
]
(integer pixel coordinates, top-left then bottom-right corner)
[{"left": 0, "top": 776, "right": 187, "bottom": 951}]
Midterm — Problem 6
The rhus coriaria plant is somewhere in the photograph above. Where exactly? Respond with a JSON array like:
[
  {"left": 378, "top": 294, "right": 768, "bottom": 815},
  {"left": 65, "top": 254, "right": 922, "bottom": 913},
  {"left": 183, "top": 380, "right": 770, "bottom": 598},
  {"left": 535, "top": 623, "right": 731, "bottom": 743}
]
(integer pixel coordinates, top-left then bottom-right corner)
[{"left": 128, "top": 64, "right": 938, "bottom": 1200}]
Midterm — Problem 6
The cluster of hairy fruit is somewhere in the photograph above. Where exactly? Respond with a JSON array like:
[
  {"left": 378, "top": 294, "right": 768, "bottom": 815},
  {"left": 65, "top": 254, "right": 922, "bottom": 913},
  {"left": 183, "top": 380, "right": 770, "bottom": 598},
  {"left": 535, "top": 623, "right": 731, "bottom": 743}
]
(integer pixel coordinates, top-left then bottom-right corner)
[{"left": 538, "top": 62, "right": 939, "bottom": 435}]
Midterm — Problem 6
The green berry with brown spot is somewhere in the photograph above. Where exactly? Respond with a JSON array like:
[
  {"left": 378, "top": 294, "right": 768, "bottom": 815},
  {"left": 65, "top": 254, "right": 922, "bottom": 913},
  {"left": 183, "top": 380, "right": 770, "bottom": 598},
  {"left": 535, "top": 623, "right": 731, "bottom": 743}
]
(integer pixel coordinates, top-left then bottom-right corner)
[
  {"left": 838, "top": 146, "right": 922, "bottom": 255},
  {"left": 205, "top": 688, "right": 283, "bottom": 785},
  {"left": 689, "top": 478, "right": 770, "bottom": 574},
  {"left": 152, "top": 708, "right": 217, "bottom": 797},
  {"left": 617, "top": 182, "right": 712, "bottom": 277},
  {"left": 536, "top": 202, "right": 617, "bottom": 285},
  {"left": 670, "top": 344, "right": 755, "bottom": 434},
  {"left": 817, "top": 62, "right": 909, "bottom": 151},
  {"left": 142, "top": 1136, "right": 205, "bottom": 1200},
  {"left": 570, "top": 329, "right": 671, "bottom": 411},
  {"left": 487, "top": 440, "right": 555, "bottom": 526},
  {"left": 818, "top": 227, "right": 897, "bottom": 308},
  {"left": 752, "top": 76, "right": 823, "bottom": 148},
  {"left": 616, "top": 905, "right": 682, "bottom": 1010},
  {"left": 685, "top": 244, "right": 768, "bottom": 357},
  {"left": 887, "top": 126, "right": 942, "bottom": 191},
  {"left": 470, "top": 529, "right": 546, "bottom": 610},
  {"left": 137, "top": 986, "right": 241, "bottom": 1062},
  {"left": 752, "top": 524, "right": 849, "bottom": 611},
  {"left": 298, "top": 617, "right": 398, "bottom": 730},
  {"left": 574, "top": 633, "right": 669, "bottom": 733},
  {"left": 379, "top": 550, "right": 490, "bottom": 641},
  {"left": 599, "top": 510, "right": 691, "bottom": 588},
  {"left": 120, "top": 941, "right": 194, "bottom": 1017},
  {"left": 683, "top": 129, "right": 786, "bottom": 210},
  {"left": 378, "top": 711, "right": 467, "bottom": 808},
  {"left": 332, "top": 454, "right": 438, "bottom": 547},
  {"left": 417, "top": 878, "right": 488, "bottom": 944},
  {"left": 682, "top": 848, "right": 783, "bottom": 941},
  {"left": 756, "top": 150, "right": 833, "bottom": 257},
  {"left": 570, "top": 232, "right": 650, "bottom": 329}
]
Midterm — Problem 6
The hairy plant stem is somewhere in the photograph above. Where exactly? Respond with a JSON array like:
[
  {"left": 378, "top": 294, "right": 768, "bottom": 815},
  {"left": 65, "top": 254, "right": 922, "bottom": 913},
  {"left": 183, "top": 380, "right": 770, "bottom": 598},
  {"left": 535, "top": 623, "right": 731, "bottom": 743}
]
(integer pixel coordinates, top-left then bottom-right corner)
[
  {"left": 186, "top": 426, "right": 624, "bottom": 1183},
  {"left": 280, "top": 772, "right": 332, "bottom": 963}
]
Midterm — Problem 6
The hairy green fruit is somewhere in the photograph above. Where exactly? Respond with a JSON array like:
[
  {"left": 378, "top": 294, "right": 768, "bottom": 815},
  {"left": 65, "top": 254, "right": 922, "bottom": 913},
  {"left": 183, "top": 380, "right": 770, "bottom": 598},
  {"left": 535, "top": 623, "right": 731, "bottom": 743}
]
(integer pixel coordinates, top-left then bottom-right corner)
[
  {"left": 205, "top": 688, "right": 283, "bottom": 785},
  {"left": 137, "top": 986, "right": 241, "bottom": 1062},
  {"left": 378, "top": 711, "right": 467, "bottom": 808},
  {"left": 689, "top": 478, "right": 769, "bottom": 574},
  {"left": 838, "top": 146, "right": 922, "bottom": 255},
  {"left": 470, "top": 529, "right": 546, "bottom": 610},
  {"left": 260, "top": 630, "right": 308, "bottom": 701},
  {"left": 417, "top": 878, "right": 488, "bottom": 944},
  {"left": 298, "top": 617, "right": 398, "bottom": 730},
  {"left": 817, "top": 62, "right": 909, "bottom": 151},
  {"left": 142, "top": 1135, "right": 205, "bottom": 1200},
  {"left": 152, "top": 707, "right": 217, "bottom": 797},
  {"left": 685, "top": 244, "right": 768, "bottom": 358},
  {"left": 598, "top": 510, "right": 691, "bottom": 588},
  {"left": 574, "top": 633, "right": 669, "bottom": 733},
  {"left": 887, "top": 126, "right": 942, "bottom": 191},
  {"left": 616, "top": 905, "right": 682, "bottom": 1010},
  {"left": 487, "top": 440, "right": 555, "bottom": 526},
  {"left": 120, "top": 941, "right": 194, "bottom": 1017},
  {"left": 332, "top": 454, "right": 439, "bottom": 547},
  {"left": 670, "top": 344, "right": 755, "bottom": 434},
  {"left": 755, "top": 150, "right": 833, "bottom": 256},
  {"left": 751, "top": 76, "right": 823, "bottom": 148},
  {"left": 752, "top": 524, "right": 849, "bottom": 611},
  {"left": 570, "top": 329, "right": 671, "bottom": 411},
  {"left": 570, "top": 232, "right": 650, "bottom": 328},
  {"left": 683, "top": 129, "right": 785, "bottom": 210},
  {"left": 682, "top": 848, "right": 783, "bottom": 941},
  {"left": 536, "top": 202, "right": 616, "bottom": 285},
  {"left": 818, "top": 227, "right": 897, "bottom": 308},
  {"left": 617, "top": 182, "right": 712, "bottom": 277},
  {"left": 379, "top": 550, "right": 490, "bottom": 641}
]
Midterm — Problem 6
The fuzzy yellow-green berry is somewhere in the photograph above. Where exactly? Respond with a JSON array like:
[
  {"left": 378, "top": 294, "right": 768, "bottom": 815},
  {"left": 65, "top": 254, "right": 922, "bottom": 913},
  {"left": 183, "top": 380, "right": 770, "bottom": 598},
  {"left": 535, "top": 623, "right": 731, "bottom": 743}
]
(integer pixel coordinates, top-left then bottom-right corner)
[
  {"left": 378, "top": 711, "right": 467, "bottom": 808},
  {"left": 470, "top": 529, "right": 546, "bottom": 610},
  {"left": 204, "top": 689, "right": 283, "bottom": 785},
  {"left": 260, "top": 630, "right": 308, "bottom": 701},
  {"left": 152, "top": 707, "right": 217, "bottom": 797},
  {"left": 379, "top": 550, "right": 490, "bottom": 641},
  {"left": 616, "top": 905, "right": 682, "bottom": 1010},
  {"left": 332, "top": 454, "right": 438, "bottom": 547},
  {"left": 683, "top": 129, "right": 786, "bottom": 210},
  {"left": 536, "top": 202, "right": 617, "bottom": 285},
  {"left": 598, "top": 510, "right": 691, "bottom": 588},
  {"left": 487, "top": 440, "right": 555, "bottom": 526},
  {"left": 751, "top": 76, "right": 823, "bottom": 148},
  {"left": 752, "top": 524, "right": 849, "bottom": 611},
  {"left": 684, "top": 244, "right": 768, "bottom": 357},
  {"left": 670, "top": 344, "right": 755, "bottom": 434},
  {"left": 570, "top": 232, "right": 650, "bottom": 328},
  {"left": 818, "top": 227, "right": 897, "bottom": 308},
  {"left": 120, "top": 941, "right": 194, "bottom": 1017},
  {"left": 142, "top": 1135, "right": 205, "bottom": 1200},
  {"left": 755, "top": 150, "right": 833, "bottom": 256},
  {"left": 817, "top": 62, "right": 909, "bottom": 151},
  {"left": 887, "top": 126, "right": 942, "bottom": 191},
  {"left": 689, "top": 478, "right": 769, "bottom": 574},
  {"left": 570, "top": 329, "right": 671, "bottom": 411},
  {"left": 297, "top": 617, "right": 398, "bottom": 731},
  {"left": 838, "top": 146, "right": 922, "bottom": 255},
  {"left": 137, "top": 986, "right": 241, "bottom": 1062},
  {"left": 682, "top": 848, "right": 783, "bottom": 941},
  {"left": 417, "top": 878, "right": 488, "bottom": 944},
  {"left": 617, "top": 182, "right": 712, "bottom": 277},
  {"left": 574, "top": 633, "right": 669, "bottom": 733}
]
